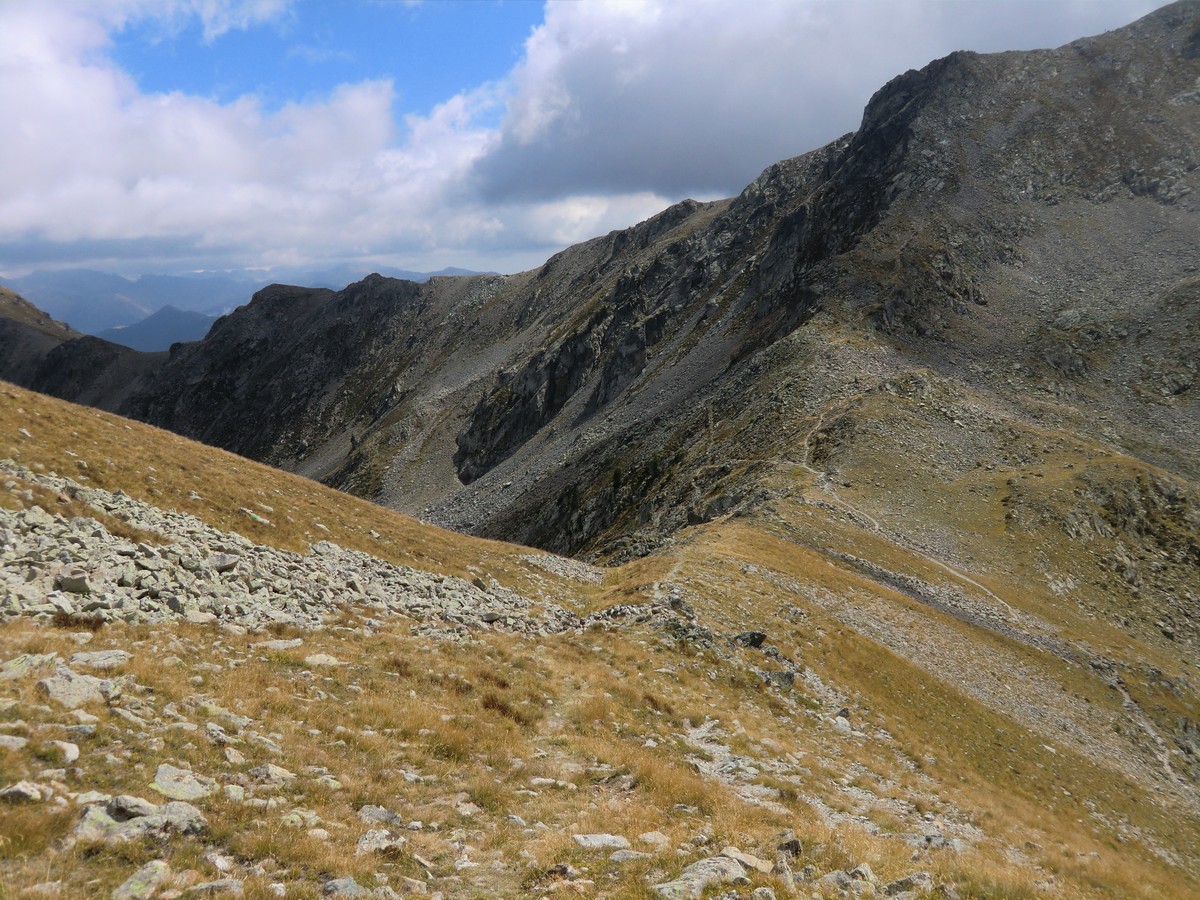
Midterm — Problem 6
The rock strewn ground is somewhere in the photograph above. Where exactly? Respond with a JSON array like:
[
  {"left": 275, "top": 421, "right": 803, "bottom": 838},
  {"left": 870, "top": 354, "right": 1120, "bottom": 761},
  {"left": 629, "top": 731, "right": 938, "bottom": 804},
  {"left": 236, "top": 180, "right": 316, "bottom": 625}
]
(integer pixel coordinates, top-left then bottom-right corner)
[{"left": 1, "top": 459, "right": 575, "bottom": 638}]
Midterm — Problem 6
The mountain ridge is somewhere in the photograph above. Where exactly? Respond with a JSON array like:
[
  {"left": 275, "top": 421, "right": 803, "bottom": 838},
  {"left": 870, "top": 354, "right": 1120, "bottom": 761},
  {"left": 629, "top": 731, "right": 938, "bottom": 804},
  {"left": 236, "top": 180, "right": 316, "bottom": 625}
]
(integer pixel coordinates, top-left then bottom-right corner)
[{"left": 2, "top": 3, "right": 1198, "bottom": 556}]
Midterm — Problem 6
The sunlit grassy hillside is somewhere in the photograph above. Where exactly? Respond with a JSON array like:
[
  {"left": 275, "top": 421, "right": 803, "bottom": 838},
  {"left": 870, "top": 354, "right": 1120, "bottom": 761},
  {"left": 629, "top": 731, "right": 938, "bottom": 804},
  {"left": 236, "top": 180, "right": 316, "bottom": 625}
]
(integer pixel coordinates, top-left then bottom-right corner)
[{"left": 1, "top": 380, "right": 1197, "bottom": 898}]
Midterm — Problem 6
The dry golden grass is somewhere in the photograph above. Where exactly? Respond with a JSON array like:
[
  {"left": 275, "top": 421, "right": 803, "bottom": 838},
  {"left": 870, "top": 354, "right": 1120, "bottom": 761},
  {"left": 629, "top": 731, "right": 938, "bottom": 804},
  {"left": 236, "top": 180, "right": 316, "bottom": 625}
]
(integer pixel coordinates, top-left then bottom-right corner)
[
  {"left": 1, "top": 380, "right": 1198, "bottom": 897},
  {"left": 0, "top": 381, "right": 592, "bottom": 600}
]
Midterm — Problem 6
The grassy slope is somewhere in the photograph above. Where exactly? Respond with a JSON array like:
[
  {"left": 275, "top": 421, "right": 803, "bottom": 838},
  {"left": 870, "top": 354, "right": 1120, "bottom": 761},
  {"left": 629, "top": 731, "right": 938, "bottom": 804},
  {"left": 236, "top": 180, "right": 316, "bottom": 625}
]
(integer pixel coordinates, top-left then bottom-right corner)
[{"left": 1, "top": 379, "right": 1197, "bottom": 898}]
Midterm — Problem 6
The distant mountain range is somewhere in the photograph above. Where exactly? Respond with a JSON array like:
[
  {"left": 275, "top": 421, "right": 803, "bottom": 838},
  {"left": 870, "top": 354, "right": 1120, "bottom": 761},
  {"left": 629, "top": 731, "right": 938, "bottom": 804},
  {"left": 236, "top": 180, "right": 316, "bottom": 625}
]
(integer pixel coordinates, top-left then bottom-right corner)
[
  {"left": 96, "top": 305, "right": 218, "bottom": 351},
  {"left": 0, "top": 264, "right": 488, "bottom": 342}
]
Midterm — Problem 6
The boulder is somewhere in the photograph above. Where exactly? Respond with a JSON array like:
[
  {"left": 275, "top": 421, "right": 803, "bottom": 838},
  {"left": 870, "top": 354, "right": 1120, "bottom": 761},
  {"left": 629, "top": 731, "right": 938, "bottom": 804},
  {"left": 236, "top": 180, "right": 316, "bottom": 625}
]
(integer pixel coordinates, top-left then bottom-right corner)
[
  {"left": 36, "top": 667, "right": 114, "bottom": 709},
  {"left": 654, "top": 856, "right": 748, "bottom": 898}
]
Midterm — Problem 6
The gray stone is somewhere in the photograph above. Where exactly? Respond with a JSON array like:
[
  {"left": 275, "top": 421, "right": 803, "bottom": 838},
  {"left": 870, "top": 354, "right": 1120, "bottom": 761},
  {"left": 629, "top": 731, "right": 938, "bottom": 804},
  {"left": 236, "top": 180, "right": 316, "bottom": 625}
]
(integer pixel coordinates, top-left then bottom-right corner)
[
  {"left": 36, "top": 667, "right": 114, "bottom": 709},
  {"left": 56, "top": 568, "right": 92, "bottom": 594},
  {"left": 249, "top": 763, "right": 296, "bottom": 787},
  {"left": 76, "top": 799, "right": 207, "bottom": 844},
  {"left": 358, "top": 804, "right": 403, "bottom": 826},
  {"left": 187, "top": 879, "right": 244, "bottom": 896},
  {"left": 573, "top": 833, "right": 631, "bottom": 850},
  {"left": 109, "top": 795, "right": 160, "bottom": 820},
  {"left": 1, "top": 780, "right": 44, "bottom": 802},
  {"left": 112, "top": 860, "right": 171, "bottom": 900},
  {"left": 322, "top": 878, "right": 369, "bottom": 897},
  {"left": 883, "top": 872, "right": 934, "bottom": 896},
  {"left": 355, "top": 828, "right": 407, "bottom": 855},
  {"left": 654, "top": 856, "right": 748, "bottom": 898},
  {"left": 0, "top": 653, "right": 60, "bottom": 680},
  {"left": 71, "top": 805, "right": 122, "bottom": 843},
  {"left": 0, "top": 735, "right": 29, "bottom": 751},
  {"left": 48, "top": 740, "right": 80, "bottom": 764},
  {"left": 609, "top": 849, "right": 651, "bottom": 863},
  {"left": 70, "top": 650, "right": 132, "bottom": 670},
  {"left": 206, "top": 554, "right": 241, "bottom": 573},
  {"left": 151, "top": 801, "right": 209, "bottom": 835},
  {"left": 151, "top": 763, "right": 215, "bottom": 801}
]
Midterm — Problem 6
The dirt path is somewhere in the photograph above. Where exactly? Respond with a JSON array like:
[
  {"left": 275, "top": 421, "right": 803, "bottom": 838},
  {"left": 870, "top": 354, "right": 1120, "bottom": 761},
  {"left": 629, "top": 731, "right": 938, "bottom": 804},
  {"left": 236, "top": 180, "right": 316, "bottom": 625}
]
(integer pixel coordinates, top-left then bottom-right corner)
[{"left": 796, "top": 405, "right": 1021, "bottom": 620}]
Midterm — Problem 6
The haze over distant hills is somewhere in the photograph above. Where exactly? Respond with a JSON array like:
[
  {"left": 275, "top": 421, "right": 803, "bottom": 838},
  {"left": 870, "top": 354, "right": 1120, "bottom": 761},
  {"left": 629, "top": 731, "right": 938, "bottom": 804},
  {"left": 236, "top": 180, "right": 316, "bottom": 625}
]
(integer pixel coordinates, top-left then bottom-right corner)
[
  {"left": 0, "top": 265, "right": 488, "bottom": 340},
  {"left": 96, "top": 305, "right": 218, "bottom": 352}
]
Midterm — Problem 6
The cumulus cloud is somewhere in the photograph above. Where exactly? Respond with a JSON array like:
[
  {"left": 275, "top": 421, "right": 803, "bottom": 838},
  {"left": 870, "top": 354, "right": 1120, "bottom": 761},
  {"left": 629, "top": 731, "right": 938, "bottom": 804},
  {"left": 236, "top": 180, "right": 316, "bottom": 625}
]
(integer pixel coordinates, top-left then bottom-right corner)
[
  {"left": 0, "top": 0, "right": 1165, "bottom": 277},
  {"left": 476, "top": 0, "right": 1163, "bottom": 201}
]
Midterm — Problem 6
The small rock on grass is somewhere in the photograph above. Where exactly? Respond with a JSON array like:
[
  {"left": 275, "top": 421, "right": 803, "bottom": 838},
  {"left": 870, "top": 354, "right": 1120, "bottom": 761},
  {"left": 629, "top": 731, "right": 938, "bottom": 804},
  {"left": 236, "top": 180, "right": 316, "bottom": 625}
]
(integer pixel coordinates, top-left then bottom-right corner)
[
  {"left": 654, "top": 856, "right": 748, "bottom": 899},
  {"left": 49, "top": 740, "right": 80, "bottom": 764},
  {"left": 1, "top": 781, "right": 45, "bottom": 802},
  {"left": 573, "top": 833, "right": 630, "bottom": 850},
  {"left": 0, "top": 653, "right": 60, "bottom": 680},
  {"left": 188, "top": 878, "right": 245, "bottom": 895},
  {"left": 610, "top": 849, "right": 651, "bottom": 864},
  {"left": 639, "top": 831, "right": 671, "bottom": 850},
  {"left": 305, "top": 653, "right": 343, "bottom": 667},
  {"left": 719, "top": 846, "right": 773, "bottom": 874},
  {"left": 355, "top": 828, "right": 407, "bottom": 855},
  {"left": 70, "top": 650, "right": 132, "bottom": 671},
  {"left": 36, "top": 667, "right": 114, "bottom": 709},
  {"left": 151, "top": 763, "right": 215, "bottom": 801},
  {"left": 112, "top": 860, "right": 170, "bottom": 900},
  {"left": 322, "top": 877, "right": 369, "bottom": 897}
]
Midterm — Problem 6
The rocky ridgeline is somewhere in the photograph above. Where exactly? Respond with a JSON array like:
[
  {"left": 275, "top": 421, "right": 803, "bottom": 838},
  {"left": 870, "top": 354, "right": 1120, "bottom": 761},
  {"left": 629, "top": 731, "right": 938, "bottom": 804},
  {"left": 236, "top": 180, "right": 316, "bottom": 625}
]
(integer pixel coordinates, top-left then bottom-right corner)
[{"left": 0, "top": 459, "right": 576, "bottom": 638}]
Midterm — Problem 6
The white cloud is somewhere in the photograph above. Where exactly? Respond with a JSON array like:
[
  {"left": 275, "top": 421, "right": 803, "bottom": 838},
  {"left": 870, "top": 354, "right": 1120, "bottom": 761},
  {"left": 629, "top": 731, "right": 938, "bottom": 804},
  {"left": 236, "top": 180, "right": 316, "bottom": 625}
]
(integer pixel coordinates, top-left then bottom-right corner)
[
  {"left": 476, "top": 0, "right": 1164, "bottom": 201},
  {"left": 0, "top": 0, "right": 1167, "bottom": 278}
]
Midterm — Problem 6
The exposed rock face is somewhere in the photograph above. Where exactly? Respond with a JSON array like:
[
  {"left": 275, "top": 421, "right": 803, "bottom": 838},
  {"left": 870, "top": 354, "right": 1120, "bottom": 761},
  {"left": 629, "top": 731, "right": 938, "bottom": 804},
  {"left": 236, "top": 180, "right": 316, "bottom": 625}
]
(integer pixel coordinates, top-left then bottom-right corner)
[{"left": 0, "top": 3, "right": 1197, "bottom": 566}]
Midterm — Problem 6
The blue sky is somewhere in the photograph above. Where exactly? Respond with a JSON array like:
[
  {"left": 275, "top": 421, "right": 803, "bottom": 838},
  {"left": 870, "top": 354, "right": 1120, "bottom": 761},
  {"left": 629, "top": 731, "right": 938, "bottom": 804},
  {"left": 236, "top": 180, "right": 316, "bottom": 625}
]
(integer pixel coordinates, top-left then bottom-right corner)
[
  {"left": 110, "top": 2, "right": 544, "bottom": 127},
  {"left": 0, "top": 0, "right": 1164, "bottom": 279}
]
